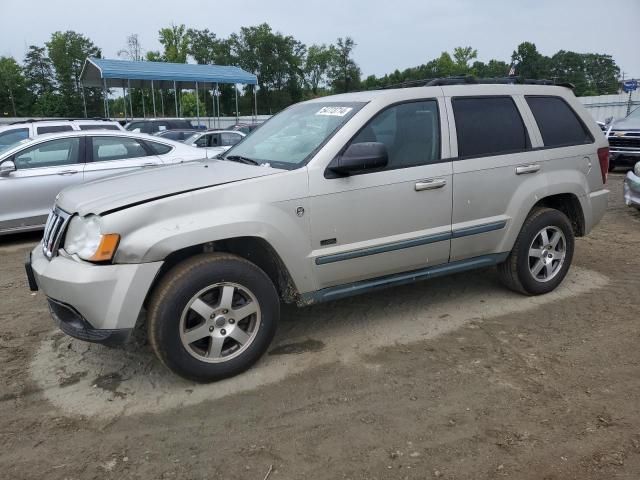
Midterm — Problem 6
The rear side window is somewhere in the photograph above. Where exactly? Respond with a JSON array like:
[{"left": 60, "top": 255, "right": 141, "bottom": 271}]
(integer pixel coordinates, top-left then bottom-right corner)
[
  {"left": 37, "top": 125, "right": 73, "bottom": 134},
  {"left": 526, "top": 96, "right": 594, "bottom": 147},
  {"left": 146, "top": 141, "right": 173, "bottom": 155},
  {"left": 79, "top": 124, "right": 120, "bottom": 131},
  {"left": 221, "top": 132, "right": 243, "bottom": 147},
  {"left": 91, "top": 136, "right": 150, "bottom": 161},
  {"left": 452, "top": 96, "right": 531, "bottom": 158}
]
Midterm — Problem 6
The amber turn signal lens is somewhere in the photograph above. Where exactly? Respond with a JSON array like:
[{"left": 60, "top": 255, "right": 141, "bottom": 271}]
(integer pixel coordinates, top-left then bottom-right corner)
[{"left": 89, "top": 234, "right": 120, "bottom": 262}]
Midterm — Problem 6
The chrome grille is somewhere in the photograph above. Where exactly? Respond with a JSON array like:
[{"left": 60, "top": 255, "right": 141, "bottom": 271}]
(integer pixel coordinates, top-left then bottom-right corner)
[
  {"left": 608, "top": 132, "right": 640, "bottom": 150},
  {"left": 42, "top": 207, "right": 71, "bottom": 259}
]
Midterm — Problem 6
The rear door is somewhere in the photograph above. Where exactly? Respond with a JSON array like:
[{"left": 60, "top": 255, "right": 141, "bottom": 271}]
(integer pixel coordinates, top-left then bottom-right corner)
[
  {"left": 0, "top": 136, "right": 84, "bottom": 230},
  {"left": 82, "top": 136, "right": 162, "bottom": 182},
  {"left": 446, "top": 93, "right": 542, "bottom": 261}
]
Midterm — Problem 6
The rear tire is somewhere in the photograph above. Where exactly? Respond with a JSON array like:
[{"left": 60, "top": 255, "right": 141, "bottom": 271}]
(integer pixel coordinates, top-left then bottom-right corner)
[
  {"left": 147, "top": 253, "right": 279, "bottom": 382},
  {"left": 497, "top": 208, "right": 574, "bottom": 295}
]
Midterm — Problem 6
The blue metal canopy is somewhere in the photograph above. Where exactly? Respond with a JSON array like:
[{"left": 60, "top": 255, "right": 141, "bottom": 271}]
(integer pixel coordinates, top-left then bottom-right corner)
[{"left": 81, "top": 57, "right": 258, "bottom": 89}]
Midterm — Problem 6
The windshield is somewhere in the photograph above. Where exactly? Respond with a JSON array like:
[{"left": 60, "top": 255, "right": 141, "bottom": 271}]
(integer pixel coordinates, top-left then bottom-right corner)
[
  {"left": 222, "top": 101, "right": 365, "bottom": 169},
  {"left": 628, "top": 106, "right": 640, "bottom": 119},
  {"left": 184, "top": 133, "right": 200, "bottom": 144}
]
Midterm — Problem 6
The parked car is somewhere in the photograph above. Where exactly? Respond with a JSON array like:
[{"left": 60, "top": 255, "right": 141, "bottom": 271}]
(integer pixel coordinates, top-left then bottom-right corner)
[
  {"left": 226, "top": 123, "right": 262, "bottom": 135},
  {"left": 0, "top": 131, "right": 204, "bottom": 234},
  {"left": 154, "top": 129, "right": 199, "bottom": 142},
  {"left": 623, "top": 161, "right": 640, "bottom": 208},
  {"left": 0, "top": 118, "right": 123, "bottom": 153},
  {"left": 125, "top": 119, "right": 195, "bottom": 135},
  {"left": 605, "top": 107, "right": 640, "bottom": 171},
  {"left": 184, "top": 130, "right": 245, "bottom": 157},
  {"left": 27, "top": 83, "right": 609, "bottom": 382}
]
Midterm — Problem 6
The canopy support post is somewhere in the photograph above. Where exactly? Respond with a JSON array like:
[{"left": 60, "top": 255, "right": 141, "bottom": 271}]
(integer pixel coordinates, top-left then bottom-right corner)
[
  {"left": 81, "top": 81, "right": 88, "bottom": 118},
  {"left": 253, "top": 84, "right": 257, "bottom": 123},
  {"left": 216, "top": 83, "right": 220, "bottom": 129},
  {"left": 151, "top": 80, "right": 157, "bottom": 118},
  {"left": 128, "top": 79, "right": 133, "bottom": 119},
  {"left": 195, "top": 81, "right": 200, "bottom": 128},
  {"left": 173, "top": 81, "right": 178, "bottom": 117},
  {"left": 160, "top": 88, "right": 165, "bottom": 117},
  {"left": 234, "top": 83, "right": 239, "bottom": 124},
  {"left": 122, "top": 84, "right": 127, "bottom": 120},
  {"left": 141, "top": 87, "right": 146, "bottom": 118},
  {"left": 103, "top": 78, "right": 110, "bottom": 118},
  {"left": 211, "top": 84, "right": 215, "bottom": 129}
]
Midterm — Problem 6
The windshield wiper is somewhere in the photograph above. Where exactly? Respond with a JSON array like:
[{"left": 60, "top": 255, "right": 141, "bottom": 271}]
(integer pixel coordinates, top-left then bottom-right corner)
[{"left": 224, "top": 155, "right": 260, "bottom": 166}]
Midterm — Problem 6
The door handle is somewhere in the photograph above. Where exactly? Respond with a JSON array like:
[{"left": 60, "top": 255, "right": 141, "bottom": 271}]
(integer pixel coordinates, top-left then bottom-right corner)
[
  {"left": 515, "top": 164, "right": 540, "bottom": 175},
  {"left": 140, "top": 162, "right": 157, "bottom": 168},
  {"left": 415, "top": 178, "right": 447, "bottom": 191},
  {"left": 57, "top": 170, "right": 78, "bottom": 176}
]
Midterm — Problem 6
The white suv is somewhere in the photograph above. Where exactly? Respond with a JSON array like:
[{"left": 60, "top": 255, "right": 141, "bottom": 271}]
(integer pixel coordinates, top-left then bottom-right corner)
[{"left": 0, "top": 119, "right": 123, "bottom": 153}]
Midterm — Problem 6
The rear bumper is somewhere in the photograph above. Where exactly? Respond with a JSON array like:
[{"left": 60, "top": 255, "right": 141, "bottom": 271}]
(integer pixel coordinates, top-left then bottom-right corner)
[
  {"left": 29, "top": 245, "right": 163, "bottom": 333},
  {"left": 624, "top": 171, "right": 640, "bottom": 208}
]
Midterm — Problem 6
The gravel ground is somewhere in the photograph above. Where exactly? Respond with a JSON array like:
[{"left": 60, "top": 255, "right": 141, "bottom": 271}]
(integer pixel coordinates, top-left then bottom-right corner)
[{"left": 1, "top": 173, "right": 639, "bottom": 479}]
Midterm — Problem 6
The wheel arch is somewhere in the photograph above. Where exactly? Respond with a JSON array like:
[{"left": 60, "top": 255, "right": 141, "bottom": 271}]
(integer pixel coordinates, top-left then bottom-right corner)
[{"left": 144, "top": 236, "right": 300, "bottom": 308}]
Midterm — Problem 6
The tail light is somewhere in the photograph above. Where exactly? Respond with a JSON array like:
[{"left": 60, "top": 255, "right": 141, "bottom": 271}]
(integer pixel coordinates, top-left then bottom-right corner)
[{"left": 597, "top": 147, "right": 609, "bottom": 184}]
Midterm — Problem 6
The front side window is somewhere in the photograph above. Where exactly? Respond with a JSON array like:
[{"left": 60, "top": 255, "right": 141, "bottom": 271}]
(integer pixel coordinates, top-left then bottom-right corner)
[
  {"left": 222, "top": 101, "right": 365, "bottom": 169},
  {"left": 349, "top": 100, "right": 440, "bottom": 170},
  {"left": 14, "top": 138, "right": 80, "bottom": 169},
  {"left": 0, "top": 128, "right": 29, "bottom": 151},
  {"left": 91, "top": 137, "right": 149, "bottom": 162},
  {"left": 526, "top": 96, "right": 593, "bottom": 148},
  {"left": 452, "top": 96, "right": 531, "bottom": 158},
  {"left": 37, "top": 125, "right": 73, "bottom": 135}
]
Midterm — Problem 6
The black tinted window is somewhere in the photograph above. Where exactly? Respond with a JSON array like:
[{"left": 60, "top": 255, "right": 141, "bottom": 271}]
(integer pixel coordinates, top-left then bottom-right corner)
[
  {"left": 452, "top": 96, "right": 530, "bottom": 158},
  {"left": 36, "top": 125, "right": 73, "bottom": 134},
  {"left": 79, "top": 124, "right": 119, "bottom": 131},
  {"left": 526, "top": 96, "right": 593, "bottom": 147},
  {"left": 146, "top": 141, "right": 173, "bottom": 155},
  {"left": 351, "top": 100, "right": 440, "bottom": 170}
]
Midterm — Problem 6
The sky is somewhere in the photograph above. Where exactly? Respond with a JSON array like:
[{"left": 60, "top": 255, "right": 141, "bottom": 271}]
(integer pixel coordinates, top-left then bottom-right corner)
[{"left": 1, "top": 0, "right": 639, "bottom": 79}]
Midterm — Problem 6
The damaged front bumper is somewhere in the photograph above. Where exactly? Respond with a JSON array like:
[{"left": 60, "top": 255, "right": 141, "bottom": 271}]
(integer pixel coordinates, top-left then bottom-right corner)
[{"left": 624, "top": 170, "right": 640, "bottom": 208}]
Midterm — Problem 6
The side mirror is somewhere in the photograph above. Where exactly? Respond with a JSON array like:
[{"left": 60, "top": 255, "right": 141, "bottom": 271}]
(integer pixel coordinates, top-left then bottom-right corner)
[
  {"left": 0, "top": 159, "right": 16, "bottom": 176},
  {"left": 327, "top": 142, "right": 388, "bottom": 177}
]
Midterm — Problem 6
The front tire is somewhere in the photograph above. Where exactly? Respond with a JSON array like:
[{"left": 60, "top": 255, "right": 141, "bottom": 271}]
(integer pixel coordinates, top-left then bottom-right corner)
[
  {"left": 497, "top": 208, "right": 575, "bottom": 295},
  {"left": 147, "top": 253, "right": 279, "bottom": 382}
]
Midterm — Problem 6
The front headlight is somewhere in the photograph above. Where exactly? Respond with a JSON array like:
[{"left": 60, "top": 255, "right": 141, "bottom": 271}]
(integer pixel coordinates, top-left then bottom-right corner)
[{"left": 64, "top": 215, "right": 120, "bottom": 262}]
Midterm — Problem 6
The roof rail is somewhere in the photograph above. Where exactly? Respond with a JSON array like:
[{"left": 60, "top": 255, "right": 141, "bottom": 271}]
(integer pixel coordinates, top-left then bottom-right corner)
[
  {"left": 9, "top": 117, "right": 112, "bottom": 125},
  {"left": 379, "top": 76, "right": 575, "bottom": 91}
]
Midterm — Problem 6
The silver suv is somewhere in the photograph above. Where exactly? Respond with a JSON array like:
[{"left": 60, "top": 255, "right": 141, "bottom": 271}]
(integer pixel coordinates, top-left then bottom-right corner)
[{"left": 27, "top": 83, "right": 609, "bottom": 381}]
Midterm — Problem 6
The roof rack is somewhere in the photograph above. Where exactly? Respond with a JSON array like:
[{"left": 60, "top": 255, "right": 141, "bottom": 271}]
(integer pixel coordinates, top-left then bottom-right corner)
[
  {"left": 9, "top": 117, "right": 112, "bottom": 125},
  {"left": 380, "top": 75, "right": 575, "bottom": 91}
]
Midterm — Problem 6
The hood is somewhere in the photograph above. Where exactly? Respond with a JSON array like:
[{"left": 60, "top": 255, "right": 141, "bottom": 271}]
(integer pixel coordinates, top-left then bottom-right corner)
[
  {"left": 610, "top": 115, "right": 640, "bottom": 131},
  {"left": 56, "top": 160, "right": 283, "bottom": 216}
]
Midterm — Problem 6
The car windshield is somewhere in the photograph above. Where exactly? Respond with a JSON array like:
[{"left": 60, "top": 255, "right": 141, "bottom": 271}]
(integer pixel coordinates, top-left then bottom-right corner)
[
  {"left": 184, "top": 133, "right": 200, "bottom": 144},
  {"left": 627, "top": 107, "right": 640, "bottom": 119},
  {"left": 221, "top": 101, "right": 365, "bottom": 169}
]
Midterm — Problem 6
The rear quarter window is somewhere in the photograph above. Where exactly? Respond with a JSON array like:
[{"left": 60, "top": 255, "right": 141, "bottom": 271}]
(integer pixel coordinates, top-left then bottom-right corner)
[
  {"left": 146, "top": 141, "right": 173, "bottom": 155},
  {"left": 525, "top": 96, "right": 594, "bottom": 148}
]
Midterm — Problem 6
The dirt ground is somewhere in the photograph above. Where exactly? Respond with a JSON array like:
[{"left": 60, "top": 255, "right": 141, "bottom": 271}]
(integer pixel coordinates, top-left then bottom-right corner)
[{"left": 1, "top": 173, "right": 639, "bottom": 480}]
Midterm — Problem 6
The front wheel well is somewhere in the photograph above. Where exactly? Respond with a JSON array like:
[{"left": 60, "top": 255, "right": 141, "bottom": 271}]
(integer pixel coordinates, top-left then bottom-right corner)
[
  {"left": 531, "top": 193, "right": 585, "bottom": 237},
  {"left": 144, "top": 237, "right": 299, "bottom": 307}
]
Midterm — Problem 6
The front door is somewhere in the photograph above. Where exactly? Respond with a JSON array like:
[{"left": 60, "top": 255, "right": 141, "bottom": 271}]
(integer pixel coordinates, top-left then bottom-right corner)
[
  {"left": 308, "top": 98, "right": 453, "bottom": 289},
  {"left": 0, "top": 136, "right": 84, "bottom": 230}
]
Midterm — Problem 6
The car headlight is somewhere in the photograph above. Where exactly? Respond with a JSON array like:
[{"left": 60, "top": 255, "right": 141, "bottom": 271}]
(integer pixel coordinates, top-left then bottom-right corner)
[
  {"left": 64, "top": 215, "right": 120, "bottom": 262},
  {"left": 635, "top": 162, "right": 640, "bottom": 177}
]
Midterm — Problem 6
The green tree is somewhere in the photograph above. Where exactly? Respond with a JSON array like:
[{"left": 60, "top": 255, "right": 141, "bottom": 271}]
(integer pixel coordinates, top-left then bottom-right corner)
[
  {"left": 453, "top": 46, "right": 478, "bottom": 73},
  {"left": 158, "top": 24, "right": 190, "bottom": 63},
  {"left": 471, "top": 59, "right": 510, "bottom": 78},
  {"left": 47, "top": 31, "right": 102, "bottom": 116},
  {"left": 304, "top": 44, "right": 333, "bottom": 95},
  {"left": 511, "top": 41, "right": 550, "bottom": 79},
  {"left": 0, "top": 56, "right": 28, "bottom": 116},
  {"left": 23, "top": 45, "right": 57, "bottom": 115},
  {"left": 328, "top": 37, "right": 360, "bottom": 93}
]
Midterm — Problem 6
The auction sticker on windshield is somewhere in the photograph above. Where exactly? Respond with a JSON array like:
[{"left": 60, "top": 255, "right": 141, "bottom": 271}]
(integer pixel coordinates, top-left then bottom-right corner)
[{"left": 316, "top": 106, "right": 353, "bottom": 116}]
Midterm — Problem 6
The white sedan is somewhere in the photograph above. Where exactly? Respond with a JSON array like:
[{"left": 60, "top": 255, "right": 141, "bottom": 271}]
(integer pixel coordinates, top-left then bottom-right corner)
[
  {"left": 0, "top": 130, "right": 205, "bottom": 234},
  {"left": 184, "top": 130, "right": 245, "bottom": 157}
]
